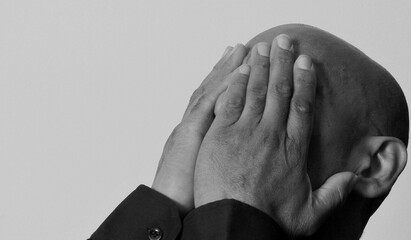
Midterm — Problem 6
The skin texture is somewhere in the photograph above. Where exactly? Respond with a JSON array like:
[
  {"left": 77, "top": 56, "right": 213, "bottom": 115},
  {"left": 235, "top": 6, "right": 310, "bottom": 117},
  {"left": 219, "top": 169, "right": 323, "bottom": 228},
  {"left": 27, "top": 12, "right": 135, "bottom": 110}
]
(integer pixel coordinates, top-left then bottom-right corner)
[
  {"left": 242, "top": 24, "right": 409, "bottom": 239},
  {"left": 153, "top": 24, "right": 408, "bottom": 239},
  {"left": 195, "top": 36, "right": 359, "bottom": 236},
  {"left": 152, "top": 44, "right": 249, "bottom": 214},
  {"left": 245, "top": 24, "right": 408, "bottom": 190},
  {"left": 208, "top": 24, "right": 408, "bottom": 239}
]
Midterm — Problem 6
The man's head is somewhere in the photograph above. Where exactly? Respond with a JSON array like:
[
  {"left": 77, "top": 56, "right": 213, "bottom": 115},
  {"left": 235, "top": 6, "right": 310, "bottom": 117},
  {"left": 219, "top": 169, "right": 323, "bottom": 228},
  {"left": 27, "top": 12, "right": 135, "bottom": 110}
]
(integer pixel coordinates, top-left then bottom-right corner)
[{"left": 246, "top": 24, "right": 408, "bottom": 238}]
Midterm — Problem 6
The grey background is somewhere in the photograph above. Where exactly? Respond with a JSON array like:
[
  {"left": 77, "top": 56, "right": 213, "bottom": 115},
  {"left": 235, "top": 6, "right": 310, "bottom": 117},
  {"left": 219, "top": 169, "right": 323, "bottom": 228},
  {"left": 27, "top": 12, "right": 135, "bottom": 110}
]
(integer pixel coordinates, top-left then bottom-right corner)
[{"left": 1, "top": 1, "right": 410, "bottom": 239}]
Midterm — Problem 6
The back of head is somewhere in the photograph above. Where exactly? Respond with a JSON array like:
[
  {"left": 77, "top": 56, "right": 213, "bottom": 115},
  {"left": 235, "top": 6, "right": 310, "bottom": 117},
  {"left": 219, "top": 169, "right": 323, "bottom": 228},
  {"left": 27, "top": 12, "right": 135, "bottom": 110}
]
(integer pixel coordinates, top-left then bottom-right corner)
[{"left": 245, "top": 24, "right": 409, "bottom": 239}]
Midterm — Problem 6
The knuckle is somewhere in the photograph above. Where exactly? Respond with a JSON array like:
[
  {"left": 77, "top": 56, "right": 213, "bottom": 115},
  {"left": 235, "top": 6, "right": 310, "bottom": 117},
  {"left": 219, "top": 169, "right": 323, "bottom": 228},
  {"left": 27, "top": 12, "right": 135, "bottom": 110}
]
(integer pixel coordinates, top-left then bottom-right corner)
[
  {"left": 190, "top": 86, "right": 205, "bottom": 103},
  {"left": 254, "top": 60, "right": 270, "bottom": 70},
  {"left": 295, "top": 73, "right": 315, "bottom": 88},
  {"left": 188, "top": 86, "right": 212, "bottom": 114},
  {"left": 191, "top": 94, "right": 210, "bottom": 113},
  {"left": 233, "top": 77, "right": 249, "bottom": 87},
  {"left": 226, "top": 96, "right": 244, "bottom": 109},
  {"left": 249, "top": 83, "right": 267, "bottom": 98},
  {"left": 273, "top": 80, "right": 293, "bottom": 97},
  {"left": 292, "top": 98, "right": 313, "bottom": 114}
]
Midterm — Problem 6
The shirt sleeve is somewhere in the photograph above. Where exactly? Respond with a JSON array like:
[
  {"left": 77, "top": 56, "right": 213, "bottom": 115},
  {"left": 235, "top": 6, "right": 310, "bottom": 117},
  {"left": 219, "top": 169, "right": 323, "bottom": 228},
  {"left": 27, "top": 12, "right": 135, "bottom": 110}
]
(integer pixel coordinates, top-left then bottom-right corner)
[
  {"left": 180, "top": 199, "right": 291, "bottom": 240},
  {"left": 88, "top": 185, "right": 182, "bottom": 240}
]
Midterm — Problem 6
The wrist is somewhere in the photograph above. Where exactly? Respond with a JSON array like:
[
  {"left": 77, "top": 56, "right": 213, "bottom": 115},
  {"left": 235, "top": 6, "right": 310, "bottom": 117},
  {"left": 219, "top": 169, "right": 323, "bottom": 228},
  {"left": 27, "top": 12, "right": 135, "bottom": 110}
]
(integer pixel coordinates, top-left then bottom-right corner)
[
  {"left": 152, "top": 178, "right": 194, "bottom": 215},
  {"left": 195, "top": 188, "right": 273, "bottom": 218},
  {"left": 194, "top": 186, "right": 230, "bottom": 208}
]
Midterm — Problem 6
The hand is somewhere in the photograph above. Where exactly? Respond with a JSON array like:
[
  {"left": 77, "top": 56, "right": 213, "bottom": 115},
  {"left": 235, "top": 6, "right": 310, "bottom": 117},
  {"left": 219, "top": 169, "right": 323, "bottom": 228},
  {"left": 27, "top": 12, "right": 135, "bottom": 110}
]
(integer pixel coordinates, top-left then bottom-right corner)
[
  {"left": 152, "top": 44, "right": 248, "bottom": 215},
  {"left": 194, "top": 35, "right": 358, "bottom": 235}
]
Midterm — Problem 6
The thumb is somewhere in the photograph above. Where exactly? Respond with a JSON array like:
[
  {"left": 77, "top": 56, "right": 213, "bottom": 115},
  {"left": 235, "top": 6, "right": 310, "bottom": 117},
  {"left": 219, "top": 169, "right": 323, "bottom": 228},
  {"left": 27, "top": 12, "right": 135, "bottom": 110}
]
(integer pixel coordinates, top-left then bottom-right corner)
[{"left": 312, "top": 172, "right": 358, "bottom": 219}]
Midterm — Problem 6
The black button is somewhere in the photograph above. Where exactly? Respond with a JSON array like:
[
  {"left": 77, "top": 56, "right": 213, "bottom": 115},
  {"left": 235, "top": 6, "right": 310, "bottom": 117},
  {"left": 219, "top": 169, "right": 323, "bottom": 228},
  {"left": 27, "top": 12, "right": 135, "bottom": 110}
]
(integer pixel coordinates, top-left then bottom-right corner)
[{"left": 147, "top": 227, "right": 162, "bottom": 240}]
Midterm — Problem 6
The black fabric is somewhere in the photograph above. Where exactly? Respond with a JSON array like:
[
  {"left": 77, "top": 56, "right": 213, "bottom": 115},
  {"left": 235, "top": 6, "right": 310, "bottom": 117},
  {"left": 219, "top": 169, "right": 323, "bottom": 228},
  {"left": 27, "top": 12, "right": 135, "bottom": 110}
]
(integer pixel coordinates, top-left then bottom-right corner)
[
  {"left": 89, "top": 185, "right": 290, "bottom": 240},
  {"left": 89, "top": 185, "right": 181, "bottom": 240},
  {"left": 181, "top": 199, "right": 290, "bottom": 240}
]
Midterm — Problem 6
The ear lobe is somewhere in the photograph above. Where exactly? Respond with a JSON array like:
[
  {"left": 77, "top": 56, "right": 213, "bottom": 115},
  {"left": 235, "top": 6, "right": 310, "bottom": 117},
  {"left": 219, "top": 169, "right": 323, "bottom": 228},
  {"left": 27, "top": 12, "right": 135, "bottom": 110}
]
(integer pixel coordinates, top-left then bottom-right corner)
[{"left": 353, "top": 136, "right": 407, "bottom": 198}]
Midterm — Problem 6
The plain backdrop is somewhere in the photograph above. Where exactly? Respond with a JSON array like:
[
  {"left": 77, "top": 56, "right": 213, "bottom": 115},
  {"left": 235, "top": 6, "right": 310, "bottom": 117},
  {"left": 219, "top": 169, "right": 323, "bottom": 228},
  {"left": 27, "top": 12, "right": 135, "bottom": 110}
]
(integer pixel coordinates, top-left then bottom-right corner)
[{"left": 1, "top": 1, "right": 411, "bottom": 239}]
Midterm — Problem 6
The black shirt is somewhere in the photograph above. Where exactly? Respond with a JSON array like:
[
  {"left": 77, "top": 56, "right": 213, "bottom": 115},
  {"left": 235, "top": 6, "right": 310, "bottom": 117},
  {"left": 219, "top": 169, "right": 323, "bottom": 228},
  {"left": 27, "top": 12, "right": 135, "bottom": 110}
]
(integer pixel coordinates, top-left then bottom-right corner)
[{"left": 89, "top": 185, "right": 289, "bottom": 240}]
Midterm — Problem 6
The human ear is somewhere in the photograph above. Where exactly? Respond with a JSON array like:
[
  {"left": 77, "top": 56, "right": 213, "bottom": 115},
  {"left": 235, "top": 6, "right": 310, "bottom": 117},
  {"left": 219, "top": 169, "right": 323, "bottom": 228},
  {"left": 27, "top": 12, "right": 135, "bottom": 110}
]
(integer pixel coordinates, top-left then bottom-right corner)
[{"left": 351, "top": 136, "right": 407, "bottom": 198}]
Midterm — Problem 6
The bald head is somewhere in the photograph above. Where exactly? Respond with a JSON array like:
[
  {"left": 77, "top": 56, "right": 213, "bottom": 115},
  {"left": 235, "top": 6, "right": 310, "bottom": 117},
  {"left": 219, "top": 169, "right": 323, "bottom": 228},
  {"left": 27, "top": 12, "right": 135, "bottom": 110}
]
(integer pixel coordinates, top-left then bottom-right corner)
[
  {"left": 245, "top": 24, "right": 408, "bottom": 188},
  {"left": 243, "top": 24, "right": 408, "bottom": 238}
]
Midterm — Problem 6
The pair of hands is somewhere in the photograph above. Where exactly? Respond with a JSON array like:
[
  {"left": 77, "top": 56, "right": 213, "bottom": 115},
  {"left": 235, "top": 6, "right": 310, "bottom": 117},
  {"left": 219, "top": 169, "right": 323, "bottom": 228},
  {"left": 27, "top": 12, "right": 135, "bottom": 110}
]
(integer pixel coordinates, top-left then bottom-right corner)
[{"left": 152, "top": 34, "right": 358, "bottom": 236}]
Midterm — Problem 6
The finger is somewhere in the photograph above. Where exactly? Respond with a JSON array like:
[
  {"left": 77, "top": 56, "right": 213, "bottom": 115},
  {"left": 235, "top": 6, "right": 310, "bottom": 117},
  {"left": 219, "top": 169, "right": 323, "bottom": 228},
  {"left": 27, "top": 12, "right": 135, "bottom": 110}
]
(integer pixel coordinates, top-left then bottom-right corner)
[
  {"left": 184, "top": 44, "right": 248, "bottom": 120},
  {"left": 286, "top": 55, "right": 316, "bottom": 146},
  {"left": 215, "top": 64, "right": 251, "bottom": 126},
  {"left": 261, "top": 34, "right": 294, "bottom": 130},
  {"left": 239, "top": 42, "right": 270, "bottom": 123},
  {"left": 242, "top": 52, "right": 251, "bottom": 65},
  {"left": 214, "top": 46, "right": 251, "bottom": 116},
  {"left": 222, "top": 46, "right": 234, "bottom": 58},
  {"left": 207, "top": 46, "right": 234, "bottom": 78},
  {"left": 203, "top": 43, "right": 248, "bottom": 87},
  {"left": 214, "top": 90, "right": 225, "bottom": 116},
  {"left": 312, "top": 172, "right": 358, "bottom": 222}
]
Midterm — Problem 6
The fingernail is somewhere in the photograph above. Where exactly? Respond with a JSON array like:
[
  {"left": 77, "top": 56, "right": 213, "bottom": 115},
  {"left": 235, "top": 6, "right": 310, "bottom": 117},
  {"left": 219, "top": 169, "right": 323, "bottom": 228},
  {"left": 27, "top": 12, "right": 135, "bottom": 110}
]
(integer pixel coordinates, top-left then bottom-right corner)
[
  {"left": 239, "top": 64, "right": 251, "bottom": 75},
  {"left": 296, "top": 55, "right": 312, "bottom": 70},
  {"left": 222, "top": 46, "right": 233, "bottom": 57},
  {"left": 228, "top": 43, "right": 242, "bottom": 56},
  {"left": 257, "top": 42, "right": 270, "bottom": 57},
  {"left": 276, "top": 34, "right": 292, "bottom": 50}
]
